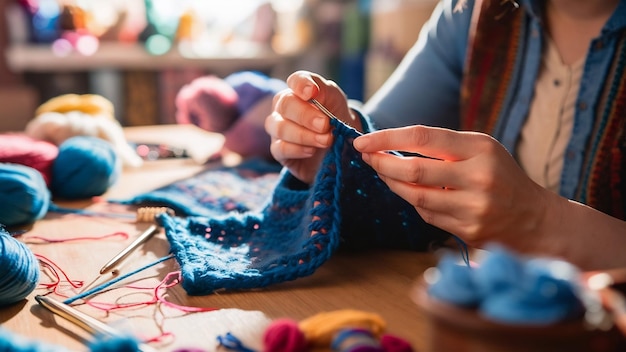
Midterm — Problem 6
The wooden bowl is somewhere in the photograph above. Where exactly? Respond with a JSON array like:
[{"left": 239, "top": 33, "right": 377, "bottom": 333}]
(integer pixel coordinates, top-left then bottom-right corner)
[{"left": 411, "top": 279, "right": 626, "bottom": 352}]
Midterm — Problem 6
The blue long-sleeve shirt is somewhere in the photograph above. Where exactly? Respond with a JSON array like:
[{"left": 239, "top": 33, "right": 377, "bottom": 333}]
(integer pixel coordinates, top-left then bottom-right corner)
[{"left": 361, "top": 0, "right": 626, "bottom": 201}]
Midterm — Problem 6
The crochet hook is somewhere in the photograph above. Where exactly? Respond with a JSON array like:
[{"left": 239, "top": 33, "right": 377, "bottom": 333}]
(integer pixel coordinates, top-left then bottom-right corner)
[
  {"left": 35, "top": 295, "right": 157, "bottom": 352},
  {"left": 99, "top": 224, "right": 159, "bottom": 275},
  {"left": 309, "top": 98, "right": 362, "bottom": 135},
  {"left": 309, "top": 98, "right": 409, "bottom": 157}
]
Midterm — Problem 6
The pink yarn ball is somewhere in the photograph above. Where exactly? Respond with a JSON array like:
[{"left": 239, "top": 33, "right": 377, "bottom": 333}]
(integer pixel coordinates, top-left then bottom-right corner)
[
  {"left": 263, "top": 318, "right": 307, "bottom": 352},
  {"left": 380, "top": 334, "right": 414, "bottom": 352},
  {"left": 0, "top": 134, "right": 59, "bottom": 185},
  {"left": 175, "top": 75, "right": 239, "bottom": 133}
]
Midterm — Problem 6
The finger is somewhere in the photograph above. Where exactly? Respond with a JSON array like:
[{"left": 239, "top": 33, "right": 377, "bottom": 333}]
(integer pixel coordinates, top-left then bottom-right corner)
[
  {"left": 273, "top": 92, "right": 331, "bottom": 134},
  {"left": 270, "top": 139, "right": 316, "bottom": 162},
  {"left": 265, "top": 111, "right": 332, "bottom": 149},
  {"left": 362, "top": 152, "right": 464, "bottom": 190},
  {"left": 353, "top": 125, "right": 489, "bottom": 161},
  {"left": 286, "top": 71, "right": 321, "bottom": 101},
  {"left": 378, "top": 175, "right": 476, "bottom": 236}
]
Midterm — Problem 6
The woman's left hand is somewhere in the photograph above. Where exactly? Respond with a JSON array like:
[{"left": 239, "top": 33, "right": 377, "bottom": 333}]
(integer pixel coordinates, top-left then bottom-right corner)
[{"left": 353, "top": 125, "right": 551, "bottom": 247}]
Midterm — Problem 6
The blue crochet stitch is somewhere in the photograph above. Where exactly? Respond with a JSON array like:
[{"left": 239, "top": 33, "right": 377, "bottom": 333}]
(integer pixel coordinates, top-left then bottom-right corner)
[{"left": 156, "top": 118, "right": 450, "bottom": 295}]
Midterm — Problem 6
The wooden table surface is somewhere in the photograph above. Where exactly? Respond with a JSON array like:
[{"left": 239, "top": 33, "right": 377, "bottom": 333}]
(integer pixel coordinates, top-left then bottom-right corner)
[{"left": 0, "top": 125, "right": 444, "bottom": 352}]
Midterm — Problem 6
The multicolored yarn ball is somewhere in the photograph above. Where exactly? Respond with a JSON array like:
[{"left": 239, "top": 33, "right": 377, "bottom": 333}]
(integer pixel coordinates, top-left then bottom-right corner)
[
  {"left": 175, "top": 75, "right": 239, "bottom": 133},
  {"left": 51, "top": 136, "right": 120, "bottom": 199},
  {"left": 0, "top": 227, "right": 40, "bottom": 306},
  {"left": 222, "top": 71, "right": 287, "bottom": 159},
  {"left": 262, "top": 318, "right": 307, "bottom": 352},
  {"left": 0, "top": 134, "right": 59, "bottom": 185},
  {"left": 0, "top": 163, "right": 50, "bottom": 227},
  {"left": 331, "top": 328, "right": 384, "bottom": 352},
  {"left": 298, "top": 310, "right": 387, "bottom": 348}
]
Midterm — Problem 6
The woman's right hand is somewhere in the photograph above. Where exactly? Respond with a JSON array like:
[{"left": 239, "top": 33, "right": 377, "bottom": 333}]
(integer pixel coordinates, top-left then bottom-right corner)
[{"left": 265, "top": 71, "right": 361, "bottom": 184}]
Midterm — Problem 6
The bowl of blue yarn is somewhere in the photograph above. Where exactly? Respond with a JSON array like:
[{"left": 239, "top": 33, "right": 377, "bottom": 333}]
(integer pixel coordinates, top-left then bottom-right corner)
[
  {"left": 412, "top": 247, "right": 626, "bottom": 352},
  {"left": 0, "top": 227, "right": 39, "bottom": 306}
]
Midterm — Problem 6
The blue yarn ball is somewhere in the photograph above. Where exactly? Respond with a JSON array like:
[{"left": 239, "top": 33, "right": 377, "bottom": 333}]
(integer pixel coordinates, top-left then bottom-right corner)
[
  {"left": 88, "top": 335, "right": 140, "bottom": 352},
  {"left": 0, "top": 326, "right": 68, "bottom": 352},
  {"left": 0, "top": 163, "right": 50, "bottom": 227},
  {"left": 0, "top": 227, "right": 40, "bottom": 306},
  {"left": 427, "top": 254, "right": 481, "bottom": 307},
  {"left": 51, "top": 136, "right": 120, "bottom": 199}
]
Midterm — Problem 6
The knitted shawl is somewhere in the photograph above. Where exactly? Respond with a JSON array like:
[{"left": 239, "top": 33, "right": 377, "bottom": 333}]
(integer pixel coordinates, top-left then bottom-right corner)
[
  {"left": 461, "top": 0, "right": 626, "bottom": 219},
  {"left": 120, "top": 119, "right": 448, "bottom": 295}
]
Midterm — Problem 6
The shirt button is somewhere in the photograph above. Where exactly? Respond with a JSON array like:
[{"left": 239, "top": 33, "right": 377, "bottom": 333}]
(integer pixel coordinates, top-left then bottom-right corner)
[
  {"left": 578, "top": 101, "right": 588, "bottom": 110},
  {"left": 566, "top": 150, "right": 576, "bottom": 160}
]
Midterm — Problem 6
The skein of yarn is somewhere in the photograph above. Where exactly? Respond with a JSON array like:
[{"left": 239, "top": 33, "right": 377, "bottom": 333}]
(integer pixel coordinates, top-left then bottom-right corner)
[
  {"left": 51, "top": 136, "right": 121, "bottom": 199},
  {"left": 0, "top": 227, "right": 40, "bottom": 306},
  {"left": 0, "top": 163, "right": 51, "bottom": 227},
  {"left": 262, "top": 318, "right": 307, "bottom": 352},
  {"left": 0, "top": 134, "right": 59, "bottom": 185}
]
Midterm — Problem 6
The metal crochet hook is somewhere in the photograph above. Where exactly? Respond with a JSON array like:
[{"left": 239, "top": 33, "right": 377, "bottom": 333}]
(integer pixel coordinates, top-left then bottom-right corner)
[
  {"left": 309, "top": 98, "right": 362, "bottom": 134},
  {"left": 308, "top": 98, "right": 411, "bottom": 158},
  {"left": 35, "top": 295, "right": 157, "bottom": 352},
  {"left": 99, "top": 224, "right": 159, "bottom": 275}
]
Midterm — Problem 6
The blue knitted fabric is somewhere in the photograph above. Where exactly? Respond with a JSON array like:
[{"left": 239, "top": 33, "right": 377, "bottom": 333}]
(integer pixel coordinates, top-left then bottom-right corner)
[
  {"left": 111, "top": 158, "right": 282, "bottom": 218},
  {"left": 156, "top": 118, "right": 450, "bottom": 295}
]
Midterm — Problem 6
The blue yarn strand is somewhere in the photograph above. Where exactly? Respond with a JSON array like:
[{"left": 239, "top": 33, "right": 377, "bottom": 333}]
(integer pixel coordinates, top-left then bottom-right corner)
[
  {"left": 216, "top": 332, "right": 256, "bottom": 352},
  {"left": 64, "top": 254, "right": 174, "bottom": 304},
  {"left": 48, "top": 203, "right": 136, "bottom": 219}
]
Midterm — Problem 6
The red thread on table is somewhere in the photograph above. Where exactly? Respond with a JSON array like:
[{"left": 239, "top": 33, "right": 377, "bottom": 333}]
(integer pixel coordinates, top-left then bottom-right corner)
[
  {"left": 36, "top": 254, "right": 83, "bottom": 296},
  {"left": 85, "top": 271, "right": 217, "bottom": 314},
  {"left": 23, "top": 231, "right": 129, "bottom": 244},
  {"left": 81, "top": 271, "right": 218, "bottom": 345}
]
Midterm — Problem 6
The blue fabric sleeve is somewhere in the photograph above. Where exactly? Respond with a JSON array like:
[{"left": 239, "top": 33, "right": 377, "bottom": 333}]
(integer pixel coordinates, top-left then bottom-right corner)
[{"left": 363, "top": 0, "right": 474, "bottom": 130}]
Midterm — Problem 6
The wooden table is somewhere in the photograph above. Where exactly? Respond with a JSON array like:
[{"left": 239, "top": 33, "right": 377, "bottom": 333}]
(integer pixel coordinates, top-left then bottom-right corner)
[{"left": 0, "top": 125, "right": 442, "bottom": 351}]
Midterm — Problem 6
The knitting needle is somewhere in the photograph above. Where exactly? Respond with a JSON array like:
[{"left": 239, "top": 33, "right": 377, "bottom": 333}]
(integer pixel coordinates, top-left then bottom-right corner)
[
  {"left": 35, "top": 295, "right": 158, "bottom": 352},
  {"left": 99, "top": 224, "right": 159, "bottom": 275}
]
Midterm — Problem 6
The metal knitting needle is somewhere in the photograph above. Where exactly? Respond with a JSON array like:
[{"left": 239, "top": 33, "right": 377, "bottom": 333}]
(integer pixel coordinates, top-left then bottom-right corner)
[
  {"left": 35, "top": 295, "right": 157, "bottom": 352},
  {"left": 99, "top": 224, "right": 159, "bottom": 275}
]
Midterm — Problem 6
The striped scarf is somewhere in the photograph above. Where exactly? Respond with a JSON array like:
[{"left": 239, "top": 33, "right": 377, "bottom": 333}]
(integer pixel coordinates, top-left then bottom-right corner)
[{"left": 461, "top": 0, "right": 626, "bottom": 219}]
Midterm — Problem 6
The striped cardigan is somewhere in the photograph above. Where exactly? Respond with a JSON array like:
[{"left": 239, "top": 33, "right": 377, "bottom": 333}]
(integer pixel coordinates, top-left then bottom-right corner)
[{"left": 461, "top": 0, "right": 626, "bottom": 219}]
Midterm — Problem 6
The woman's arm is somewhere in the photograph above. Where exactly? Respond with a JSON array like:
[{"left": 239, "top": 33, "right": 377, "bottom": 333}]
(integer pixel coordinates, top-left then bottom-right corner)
[{"left": 364, "top": 0, "right": 474, "bottom": 130}]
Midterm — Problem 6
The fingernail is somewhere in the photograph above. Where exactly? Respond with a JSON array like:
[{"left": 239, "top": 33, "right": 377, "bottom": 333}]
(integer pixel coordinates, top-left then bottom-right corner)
[
  {"left": 315, "top": 133, "right": 330, "bottom": 146},
  {"left": 353, "top": 136, "right": 367, "bottom": 150},
  {"left": 303, "top": 147, "right": 315, "bottom": 156},
  {"left": 312, "top": 117, "right": 326, "bottom": 132},
  {"left": 361, "top": 152, "right": 370, "bottom": 162},
  {"left": 303, "top": 85, "right": 313, "bottom": 99}
]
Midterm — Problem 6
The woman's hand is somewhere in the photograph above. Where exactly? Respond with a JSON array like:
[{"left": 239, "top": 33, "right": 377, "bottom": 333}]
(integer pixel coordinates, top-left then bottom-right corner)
[
  {"left": 353, "top": 125, "right": 551, "bottom": 247},
  {"left": 265, "top": 70, "right": 361, "bottom": 184}
]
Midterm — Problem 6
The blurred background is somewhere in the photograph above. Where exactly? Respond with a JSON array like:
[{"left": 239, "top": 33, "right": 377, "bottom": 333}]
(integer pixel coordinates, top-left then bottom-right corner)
[{"left": 0, "top": 0, "right": 438, "bottom": 131}]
